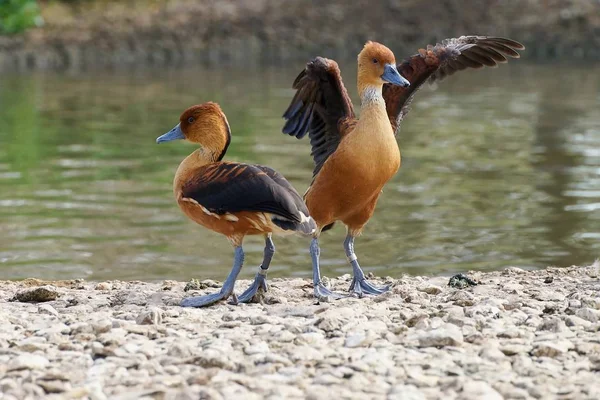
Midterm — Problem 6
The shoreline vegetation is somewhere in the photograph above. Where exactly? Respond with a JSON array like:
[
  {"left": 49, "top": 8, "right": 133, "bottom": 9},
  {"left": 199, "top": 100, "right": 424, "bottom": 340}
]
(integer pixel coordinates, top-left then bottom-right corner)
[
  {"left": 1, "top": 263, "right": 600, "bottom": 398},
  {"left": 1, "top": 0, "right": 599, "bottom": 72}
]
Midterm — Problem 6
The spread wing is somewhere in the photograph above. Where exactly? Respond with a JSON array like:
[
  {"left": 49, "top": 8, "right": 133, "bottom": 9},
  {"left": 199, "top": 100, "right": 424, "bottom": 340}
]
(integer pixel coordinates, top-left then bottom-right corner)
[
  {"left": 383, "top": 36, "right": 525, "bottom": 133},
  {"left": 181, "top": 162, "right": 308, "bottom": 223},
  {"left": 282, "top": 57, "right": 356, "bottom": 177}
]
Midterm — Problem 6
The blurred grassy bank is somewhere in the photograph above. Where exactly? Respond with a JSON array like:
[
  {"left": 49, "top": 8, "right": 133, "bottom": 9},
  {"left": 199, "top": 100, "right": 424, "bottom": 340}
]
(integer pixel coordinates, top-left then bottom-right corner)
[{"left": 0, "top": 0, "right": 599, "bottom": 71}]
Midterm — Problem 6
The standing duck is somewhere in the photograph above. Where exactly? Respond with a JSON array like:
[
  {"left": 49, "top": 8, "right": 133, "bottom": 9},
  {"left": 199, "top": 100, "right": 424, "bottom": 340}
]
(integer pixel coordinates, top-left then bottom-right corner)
[
  {"left": 157, "top": 102, "right": 316, "bottom": 307},
  {"left": 283, "top": 36, "right": 524, "bottom": 299}
]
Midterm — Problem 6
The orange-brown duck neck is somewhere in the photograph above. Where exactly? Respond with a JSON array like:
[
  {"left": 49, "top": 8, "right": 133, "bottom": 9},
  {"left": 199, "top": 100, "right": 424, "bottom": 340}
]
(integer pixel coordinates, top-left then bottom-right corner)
[{"left": 156, "top": 102, "right": 232, "bottom": 164}]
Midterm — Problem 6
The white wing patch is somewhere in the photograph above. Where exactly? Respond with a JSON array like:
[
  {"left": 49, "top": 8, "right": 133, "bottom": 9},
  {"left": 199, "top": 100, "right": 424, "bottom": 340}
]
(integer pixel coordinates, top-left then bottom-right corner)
[
  {"left": 224, "top": 213, "right": 239, "bottom": 222},
  {"left": 299, "top": 211, "right": 311, "bottom": 223},
  {"left": 200, "top": 205, "right": 221, "bottom": 219},
  {"left": 181, "top": 197, "right": 221, "bottom": 220}
]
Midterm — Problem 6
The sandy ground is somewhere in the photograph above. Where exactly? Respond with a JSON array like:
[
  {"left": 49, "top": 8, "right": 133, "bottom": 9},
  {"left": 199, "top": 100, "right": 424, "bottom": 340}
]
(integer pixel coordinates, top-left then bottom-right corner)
[{"left": 1, "top": 263, "right": 600, "bottom": 399}]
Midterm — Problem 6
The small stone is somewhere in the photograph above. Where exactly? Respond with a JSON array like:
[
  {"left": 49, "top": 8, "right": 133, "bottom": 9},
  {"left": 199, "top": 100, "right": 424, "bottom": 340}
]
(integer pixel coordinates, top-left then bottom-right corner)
[
  {"left": 497, "top": 329, "right": 521, "bottom": 339},
  {"left": 316, "top": 316, "right": 343, "bottom": 332},
  {"left": 461, "top": 380, "right": 503, "bottom": 400},
  {"left": 576, "top": 342, "right": 600, "bottom": 355},
  {"left": 568, "top": 299, "right": 582, "bottom": 309},
  {"left": 565, "top": 315, "right": 591, "bottom": 328},
  {"left": 69, "top": 322, "right": 93, "bottom": 335},
  {"left": 504, "top": 301, "right": 522, "bottom": 310},
  {"left": 532, "top": 340, "right": 572, "bottom": 357},
  {"left": 479, "top": 346, "right": 507, "bottom": 362},
  {"left": 38, "top": 380, "right": 69, "bottom": 394},
  {"left": 449, "top": 291, "right": 475, "bottom": 307},
  {"left": 418, "top": 323, "right": 463, "bottom": 347},
  {"left": 91, "top": 341, "right": 108, "bottom": 357},
  {"left": 537, "top": 317, "right": 567, "bottom": 332},
  {"left": 244, "top": 342, "right": 269, "bottom": 355},
  {"left": 17, "top": 337, "right": 48, "bottom": 352},
  {"left": 10, "top": 286, "right": 59, "bottom": 303},
  {"left": 388, "top": 384, "right": 426, "bottom": 400},
  {"left": 544, "top": 276, "right": 554, "bottom": 283},
  {"left": 464, "top": 331, "right": 484, "bottom": 344},
  {"left": 22, "top": 383, "right": 45, "bottom": 398},
  {"left": 8, "top": 354, "right": 49, "bottom": 371},
  {"left": 92, "top": 319, "right": 112, "bottom": 334},
  {"left": 500, "top": 343, "right": 533, "bottom": 356},
  {"left": 535, "top": 290, "right": 565, "bottom": 302},
  {"left": 493, "top": 383, "right": 530, "bottom": 400},
  {"left": 168, "top": 343, "right": 192, "bottom": 358},
  {"left": 406, "top": 313, "right": 428, "bottom": 327},
  {"left": 345, "top": 332, "right": 371, "bottom": 348},
  {"left": 164, "top": 365, "right": 180, "bottom": 375},
  {"left": 464, "top": 304, "right": 500, "bottom": 318},
  {"left": 414, "top": 318, "right": 430, "bottom": 330},
  {"left": 313, "top": 374, "right": 340, "bottom": 385},
  {"left": 576, "top": 308, "right": 600, "bottom": 323},
  {"left": 418, "top": 285, "right": 442, "bottom": 295},
  {"left": 95, "top": 282, "right": 111, "bottom": 290},
  {"left": 184, "top": 279, "right": 219, "bottom": 291},
  {"left": 136, "top": 307, "right": 164, "bottom": 325},
  {"left": 38, "top": 304, "right": 59, "bottom": 317},
  {"left": 502, "top": 267, "right": 526, "bottom": 275}
]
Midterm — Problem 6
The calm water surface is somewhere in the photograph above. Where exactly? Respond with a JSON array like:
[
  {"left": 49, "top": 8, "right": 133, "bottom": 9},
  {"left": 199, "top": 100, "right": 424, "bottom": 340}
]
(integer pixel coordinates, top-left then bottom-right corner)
[{"left": 0, "top": 64, "right": 599, "bottom": 281}]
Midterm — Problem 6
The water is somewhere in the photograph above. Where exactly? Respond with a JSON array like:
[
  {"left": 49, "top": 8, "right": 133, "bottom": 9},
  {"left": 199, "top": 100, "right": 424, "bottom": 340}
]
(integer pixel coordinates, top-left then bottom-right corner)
[{"left": 0, "top": 63, "right": 599, "bottom": 282}]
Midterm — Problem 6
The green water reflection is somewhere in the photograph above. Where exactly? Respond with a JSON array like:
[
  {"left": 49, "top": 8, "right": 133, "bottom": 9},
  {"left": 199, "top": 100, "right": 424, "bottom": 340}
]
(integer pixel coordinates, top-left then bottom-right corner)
[{"left": 0, "top": 64, "right": 599, "bottom": 281}]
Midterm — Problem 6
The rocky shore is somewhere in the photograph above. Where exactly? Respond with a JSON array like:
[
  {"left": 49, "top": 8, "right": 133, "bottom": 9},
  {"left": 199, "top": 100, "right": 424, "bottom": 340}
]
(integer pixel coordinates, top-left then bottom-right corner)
[
  {"left": 1, "top": 0, "right": 599, "bottom": 72},
  {"left": 2, "top": 263, "right": 600, "bottom": 399}
]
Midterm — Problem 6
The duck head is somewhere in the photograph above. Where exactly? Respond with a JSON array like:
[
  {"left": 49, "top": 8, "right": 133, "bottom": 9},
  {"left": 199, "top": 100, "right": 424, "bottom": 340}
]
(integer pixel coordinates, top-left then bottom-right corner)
[
  {"left": 357, "top": 41, "right": 409, "bottom": 94},
  {"left": 156, "top": 102, "right": 231, "bottom": 161}
]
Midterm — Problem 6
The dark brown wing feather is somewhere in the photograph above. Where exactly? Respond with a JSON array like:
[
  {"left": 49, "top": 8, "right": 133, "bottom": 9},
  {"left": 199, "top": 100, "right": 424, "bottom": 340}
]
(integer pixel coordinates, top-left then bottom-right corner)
[
  {"left": 182, "top": 162, "right": 309, "bottom": 223},
  {"left": 282, "top": 57, "right": 356, "bottom": 177},
  {"left": 382, "top": 36, "right": 525, "bottom": 133}
]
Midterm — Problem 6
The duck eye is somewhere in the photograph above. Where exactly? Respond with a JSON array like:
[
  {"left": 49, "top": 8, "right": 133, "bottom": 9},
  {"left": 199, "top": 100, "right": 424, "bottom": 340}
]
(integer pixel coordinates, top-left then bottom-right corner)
[
  {"left": 187, "top": 117, "right": 195, "bottom": 124},
  {"left": 372, "top": 58, "right": 378, "bottom": 64}
]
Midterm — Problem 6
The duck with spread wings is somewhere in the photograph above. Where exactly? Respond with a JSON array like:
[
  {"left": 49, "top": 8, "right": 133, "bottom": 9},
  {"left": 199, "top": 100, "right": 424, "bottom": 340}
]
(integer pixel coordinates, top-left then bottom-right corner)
[{"left": 282, "top": 36, "right": 524, "bottom": 299}]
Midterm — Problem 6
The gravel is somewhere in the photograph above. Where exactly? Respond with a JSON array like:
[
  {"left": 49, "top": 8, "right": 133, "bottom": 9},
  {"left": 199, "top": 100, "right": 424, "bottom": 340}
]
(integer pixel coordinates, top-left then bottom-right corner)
[{"left": 1, "top": 262, "right": 600, "bottom": 399}]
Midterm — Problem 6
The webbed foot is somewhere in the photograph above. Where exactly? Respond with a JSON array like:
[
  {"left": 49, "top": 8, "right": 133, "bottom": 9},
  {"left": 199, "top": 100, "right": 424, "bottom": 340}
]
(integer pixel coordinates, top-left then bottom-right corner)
[
  {"left": 349, "top": 277, "right": 390, "bottom": 298},
  {"left": 314, "top": 281, "right": 346, "bottom": 301},
  {"left": 180, "top": 290, "right": 232, "bottom": 307},
  {"left": 237, "top": 273, "right": 268, "bottom": 303}
]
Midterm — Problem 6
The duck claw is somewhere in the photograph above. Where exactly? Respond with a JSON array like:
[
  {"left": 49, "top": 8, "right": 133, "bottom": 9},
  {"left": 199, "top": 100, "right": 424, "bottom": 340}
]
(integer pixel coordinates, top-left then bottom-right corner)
[
  {"left": 349, "top": 277, "right": 389, "bottom": 298},
  {"left": 314, "top": 282, "right": 346, "bottom": 302},
  {"left": 180, "top": 291, "right": 231, "bottom": 308},
  {"left": 237, "top": 273, "right": 268, "bottom": 303}
]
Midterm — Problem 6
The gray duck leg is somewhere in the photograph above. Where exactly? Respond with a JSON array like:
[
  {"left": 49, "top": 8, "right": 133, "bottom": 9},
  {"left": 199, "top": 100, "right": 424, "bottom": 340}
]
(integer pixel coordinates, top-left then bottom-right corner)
[
  {"left": 180, "top": 246, "right": 244, "bottom": 307},
  {"left": 238, "top": 235, "right": 275, "bottom": 303},
  {"left": 311, "top": 237, "right": 345, "bottom": 300},
  {"left": 345, "top": 234, "right": 389, "bottom": 297}
]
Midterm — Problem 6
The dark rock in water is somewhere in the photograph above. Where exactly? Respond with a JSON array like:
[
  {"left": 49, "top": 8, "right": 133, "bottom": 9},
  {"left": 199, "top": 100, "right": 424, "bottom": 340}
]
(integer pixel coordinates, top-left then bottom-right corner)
[
  {"left": 448, "top": 274, "right": 478, "bottom": 289},
  {"left": 10, "top": 285, "right": 59, "bottom": 303}
]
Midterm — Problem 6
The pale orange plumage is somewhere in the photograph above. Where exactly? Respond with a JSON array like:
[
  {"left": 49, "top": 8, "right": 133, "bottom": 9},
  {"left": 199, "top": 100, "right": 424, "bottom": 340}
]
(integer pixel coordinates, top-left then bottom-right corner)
[{"left": 283, "top": 36, "right": 524, "bottom": 299}]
